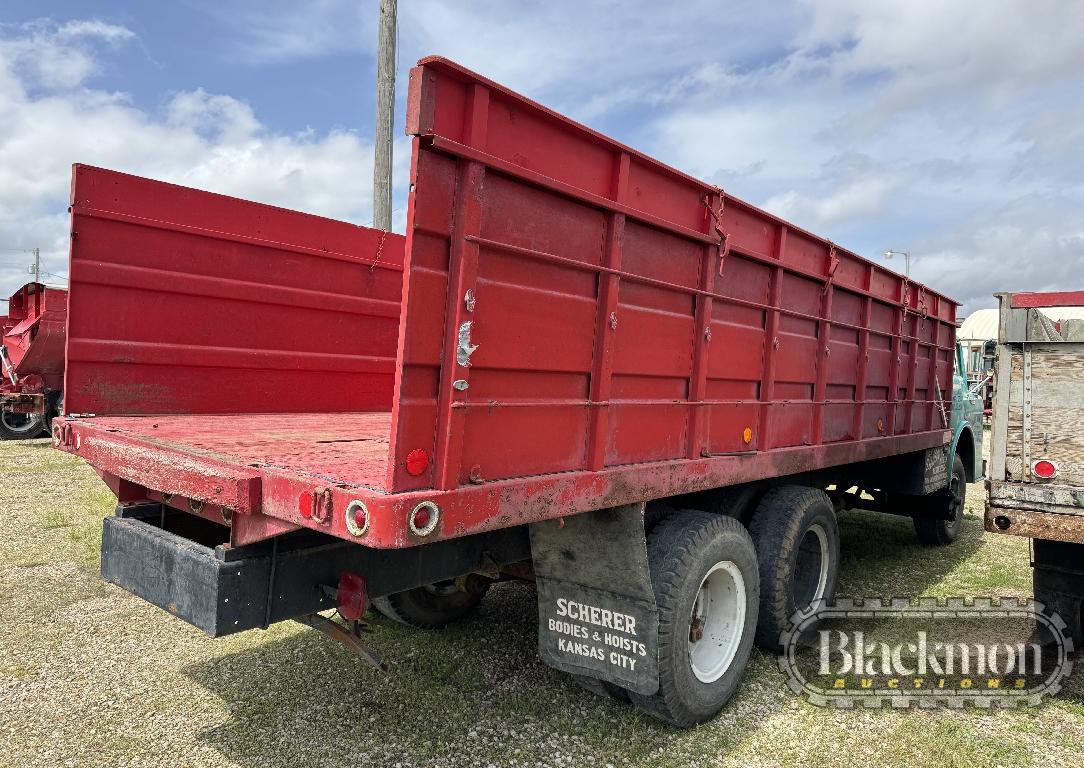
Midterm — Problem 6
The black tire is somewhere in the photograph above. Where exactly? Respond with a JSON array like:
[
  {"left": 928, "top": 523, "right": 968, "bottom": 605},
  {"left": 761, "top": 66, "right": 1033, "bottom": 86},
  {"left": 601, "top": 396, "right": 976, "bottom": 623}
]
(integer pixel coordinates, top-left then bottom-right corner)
[
  {"left": 371, "top": 580, "right": 488, "bottom": 629},
  {"left": 629, "top": 511, "right": 759, "bottom": 728},
  {"left": 913, "top": 455, "right": 966, "bottom": 546},
  {"left": 749, "top": 486, "right": 840, "bottom": 653},
  {"left": 0, "top": 410, "right": 45, "bottom": 440}
]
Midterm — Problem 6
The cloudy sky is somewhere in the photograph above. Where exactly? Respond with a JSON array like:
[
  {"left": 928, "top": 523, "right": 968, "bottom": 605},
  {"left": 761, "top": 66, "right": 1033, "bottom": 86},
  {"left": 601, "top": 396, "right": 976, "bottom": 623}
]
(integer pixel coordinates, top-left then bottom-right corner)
[{"left": 1, "top": 1, "right": 1082, "bottom": 316}]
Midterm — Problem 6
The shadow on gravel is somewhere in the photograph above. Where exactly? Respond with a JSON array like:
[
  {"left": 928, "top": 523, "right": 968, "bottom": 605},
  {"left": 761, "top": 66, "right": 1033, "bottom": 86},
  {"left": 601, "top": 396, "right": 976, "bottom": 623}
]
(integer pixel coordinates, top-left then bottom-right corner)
[
  {"left": 836, "top": 503, "right": 986, "bottom": 598},
  {"left": 179, "top": 503, "right": 995, "bottom": 767},
  {"left": 181, "top": 582, "right": 690, "bottom": 767}
]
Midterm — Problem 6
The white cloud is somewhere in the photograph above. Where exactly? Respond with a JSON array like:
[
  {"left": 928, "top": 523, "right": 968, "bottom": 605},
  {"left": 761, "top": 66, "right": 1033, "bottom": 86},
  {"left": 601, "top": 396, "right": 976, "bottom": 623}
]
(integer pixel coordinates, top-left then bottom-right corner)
[
  {"left": 0, "top": 19, "right": 385, "bottom": 302},
  {"left": 631, "top": 1, "right": 1084, "bottom": 314}
]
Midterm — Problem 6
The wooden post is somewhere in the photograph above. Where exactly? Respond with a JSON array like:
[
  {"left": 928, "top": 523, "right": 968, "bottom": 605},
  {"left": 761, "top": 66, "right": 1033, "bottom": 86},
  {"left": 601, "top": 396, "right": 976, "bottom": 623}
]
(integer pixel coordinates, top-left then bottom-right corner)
[{"left": 373, "top": 0, "right": 397, "bottom": 231}]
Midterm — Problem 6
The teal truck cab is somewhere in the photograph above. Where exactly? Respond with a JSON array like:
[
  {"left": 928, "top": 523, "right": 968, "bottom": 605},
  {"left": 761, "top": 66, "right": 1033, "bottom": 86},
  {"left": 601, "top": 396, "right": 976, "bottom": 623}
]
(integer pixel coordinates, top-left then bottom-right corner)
[{"left": 905, "top": 340, "right": 985, "bottom": 544}]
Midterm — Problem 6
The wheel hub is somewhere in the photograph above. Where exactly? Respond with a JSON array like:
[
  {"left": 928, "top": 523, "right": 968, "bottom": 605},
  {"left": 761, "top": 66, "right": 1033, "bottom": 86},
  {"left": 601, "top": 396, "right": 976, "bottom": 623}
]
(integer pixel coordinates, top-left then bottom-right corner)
[{"left": 688, "top": 560, "right": 746, "bottom": 684}]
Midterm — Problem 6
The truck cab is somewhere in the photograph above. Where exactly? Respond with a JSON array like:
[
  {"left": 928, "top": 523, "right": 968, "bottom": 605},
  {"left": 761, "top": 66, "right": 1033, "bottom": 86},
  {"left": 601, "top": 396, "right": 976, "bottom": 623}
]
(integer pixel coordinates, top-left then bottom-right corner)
[{"left": 951, "top": 340, "right": 985, "bottom": 485}]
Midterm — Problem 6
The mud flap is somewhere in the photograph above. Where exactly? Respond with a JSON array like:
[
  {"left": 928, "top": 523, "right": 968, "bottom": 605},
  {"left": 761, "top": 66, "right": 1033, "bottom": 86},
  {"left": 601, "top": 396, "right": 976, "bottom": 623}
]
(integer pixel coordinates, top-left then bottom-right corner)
[{"left": 529, "top": 503, "right": 659, "bottom": 696}]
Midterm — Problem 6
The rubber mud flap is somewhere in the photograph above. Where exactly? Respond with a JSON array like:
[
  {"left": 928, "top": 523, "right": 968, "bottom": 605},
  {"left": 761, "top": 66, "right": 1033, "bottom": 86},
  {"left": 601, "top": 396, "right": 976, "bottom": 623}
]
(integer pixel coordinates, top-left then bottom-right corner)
[{"left": 530, "top": 504, "right": 660, "bottom": 696}]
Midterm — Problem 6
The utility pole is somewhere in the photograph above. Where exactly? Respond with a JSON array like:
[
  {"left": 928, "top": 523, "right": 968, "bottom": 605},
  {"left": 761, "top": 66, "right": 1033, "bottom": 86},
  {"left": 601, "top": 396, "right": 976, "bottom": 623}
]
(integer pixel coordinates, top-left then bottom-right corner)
[
  {"left": 373, "top": 0, "right": 397, "bottom": 231},
  {"left": 31, "top": 248, "right": 40, "bottom": 283}
]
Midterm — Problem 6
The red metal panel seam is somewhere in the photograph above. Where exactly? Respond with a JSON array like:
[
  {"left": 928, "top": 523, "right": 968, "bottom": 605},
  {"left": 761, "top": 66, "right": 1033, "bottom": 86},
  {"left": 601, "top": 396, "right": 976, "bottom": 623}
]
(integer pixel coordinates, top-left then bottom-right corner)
[
  {"left": 586, "top": 151, "right": 629, "bottom": 471},
  {"left": 387, "top": 139, "right": 424, "bottom": 492},
  {"left": 811, "top": 252, "right": 835, "bottom": 445},
  {"left": 433, "top": 84, "right": 489, "bottom": 490},
  {"left": 851, "top": 268, "right": 873, "bottom": 440},
  {"left": 926, "top": 311, "right": 943, "bottom": 428},
  {"left": 903, "top": 286, "right": 920, "bottom": 433},
  {"left": 887, "top": 295, "right": 903, "bottom": 435},
  {"left": 758, "top": 225, "right": 787, "bottom": 449},
  {"left": 686, "top": 191, "right": 720, "bottom": 459}
]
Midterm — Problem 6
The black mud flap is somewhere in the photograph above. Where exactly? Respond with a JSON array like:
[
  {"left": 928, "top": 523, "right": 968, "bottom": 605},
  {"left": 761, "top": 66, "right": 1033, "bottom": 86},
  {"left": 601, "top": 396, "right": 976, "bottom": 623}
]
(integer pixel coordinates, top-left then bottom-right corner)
[{"left": 529, "top": 503, "right": 659, "bottom": 696}]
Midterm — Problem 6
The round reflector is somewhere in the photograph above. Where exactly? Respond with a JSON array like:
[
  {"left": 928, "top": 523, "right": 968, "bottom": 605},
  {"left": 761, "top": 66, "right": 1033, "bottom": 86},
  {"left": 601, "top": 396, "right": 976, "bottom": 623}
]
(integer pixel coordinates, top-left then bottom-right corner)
[
  {"left": 409, "top": 501, "right": 440, "bottom": 537},
  {"left": 1033, "top": 460, "right": 1058, "bottom": 479},
  {"left": 406, "top": 448, "right": 430, "bottom": 476}
]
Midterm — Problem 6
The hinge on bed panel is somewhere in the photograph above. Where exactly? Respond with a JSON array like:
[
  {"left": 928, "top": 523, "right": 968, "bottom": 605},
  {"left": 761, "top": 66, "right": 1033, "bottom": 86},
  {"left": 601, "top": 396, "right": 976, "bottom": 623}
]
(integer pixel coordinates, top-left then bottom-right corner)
[{"left": 702, "top": 193, "right": 730, "bottom": 276}]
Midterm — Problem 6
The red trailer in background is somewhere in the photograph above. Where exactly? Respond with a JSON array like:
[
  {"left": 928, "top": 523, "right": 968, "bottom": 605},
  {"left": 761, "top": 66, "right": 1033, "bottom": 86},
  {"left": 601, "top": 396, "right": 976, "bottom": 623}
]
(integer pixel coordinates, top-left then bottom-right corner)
[
  {"left": 51, "top": 57, "right": 970, "bottom": 727},
  {"left": 1, "top": 282, "right": 66, "bottom": 439}
]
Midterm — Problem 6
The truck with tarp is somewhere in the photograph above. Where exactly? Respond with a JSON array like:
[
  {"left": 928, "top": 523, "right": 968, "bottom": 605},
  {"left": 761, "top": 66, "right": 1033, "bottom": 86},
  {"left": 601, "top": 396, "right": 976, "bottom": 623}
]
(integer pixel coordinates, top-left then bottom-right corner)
[{"left": 51, "top": 57, "right": 982, "bottom": 727}]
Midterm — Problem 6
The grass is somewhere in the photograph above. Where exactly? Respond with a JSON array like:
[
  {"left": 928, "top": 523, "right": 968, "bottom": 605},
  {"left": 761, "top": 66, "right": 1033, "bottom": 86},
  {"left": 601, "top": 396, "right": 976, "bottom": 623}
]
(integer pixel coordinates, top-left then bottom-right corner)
[{"left": 0, "top": 437, "right": 1082, "bottom": 767}]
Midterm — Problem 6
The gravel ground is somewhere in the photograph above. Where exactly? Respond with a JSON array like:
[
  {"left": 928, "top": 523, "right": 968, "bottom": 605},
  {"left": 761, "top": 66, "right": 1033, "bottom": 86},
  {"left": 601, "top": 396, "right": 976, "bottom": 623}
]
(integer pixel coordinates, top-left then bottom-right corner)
[{"left": 3, "top": 437, "right": 1084, "bottom": 768}]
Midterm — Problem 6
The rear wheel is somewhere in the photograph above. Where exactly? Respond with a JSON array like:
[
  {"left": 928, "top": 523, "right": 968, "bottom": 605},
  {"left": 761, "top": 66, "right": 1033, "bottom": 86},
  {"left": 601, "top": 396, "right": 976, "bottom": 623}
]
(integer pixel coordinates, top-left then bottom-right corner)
[
  {"left": 629, "top": 511, "right": 759, "bottom": 727},
  {"left": 913, "top": 455, "right": 966, "bottom": 546},
  {"left": 0, "top": 410, "right": 44, "bottom": 440},
  {"left": 749, "top": 486, "right": 840, "bottom": 653},
  {"left": 371, "top": 580, "right": 489, "bottom": 629}
]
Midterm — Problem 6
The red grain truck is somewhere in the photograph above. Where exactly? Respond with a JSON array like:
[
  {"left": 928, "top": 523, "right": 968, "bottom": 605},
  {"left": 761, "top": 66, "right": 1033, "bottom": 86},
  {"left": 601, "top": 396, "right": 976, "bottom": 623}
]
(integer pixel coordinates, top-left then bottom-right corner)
[
  {"left": 52, "top": 58, "right": 972, "bottom": 727},
  {"left": 1, "top": 281, "right": 66, "bottom": 439}
]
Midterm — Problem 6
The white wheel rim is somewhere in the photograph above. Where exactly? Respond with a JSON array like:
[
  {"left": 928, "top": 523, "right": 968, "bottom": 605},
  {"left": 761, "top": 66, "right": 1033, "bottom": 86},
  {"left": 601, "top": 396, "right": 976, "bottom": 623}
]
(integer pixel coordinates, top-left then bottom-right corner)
[
  {"left": 794, "top": 523, "right": 829, "bottom": 609},
  {"left": 688, "top": 560, "right": 746, "bottom": 684}
]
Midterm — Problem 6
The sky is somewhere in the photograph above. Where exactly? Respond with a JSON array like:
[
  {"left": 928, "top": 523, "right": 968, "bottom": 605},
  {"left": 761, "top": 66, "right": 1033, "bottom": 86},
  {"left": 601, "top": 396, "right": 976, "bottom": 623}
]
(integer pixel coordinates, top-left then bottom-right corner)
[{"left": 1, "top": 1, "right": 1083, "bottom": 317}]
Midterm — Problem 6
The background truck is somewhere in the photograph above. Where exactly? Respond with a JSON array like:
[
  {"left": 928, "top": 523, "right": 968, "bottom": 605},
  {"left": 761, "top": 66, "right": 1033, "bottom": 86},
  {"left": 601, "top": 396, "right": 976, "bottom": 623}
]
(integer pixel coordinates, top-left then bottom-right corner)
[
  {"left": 1, "top": 281, "right": 66, "bottom": 439},
  {"left": 52, "top": 57, "right": 980, "bottom": 727},
  {"left": 986, "top": 290, "right": 1084, "bottom": 646}
]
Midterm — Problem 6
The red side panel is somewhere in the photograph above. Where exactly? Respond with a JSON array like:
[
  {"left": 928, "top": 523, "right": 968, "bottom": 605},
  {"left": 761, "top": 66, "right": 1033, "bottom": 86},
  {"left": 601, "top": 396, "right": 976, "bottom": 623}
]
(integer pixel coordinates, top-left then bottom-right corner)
[
  {"left": 64, "top": 165, "right": 405, "bottom": 415},
  {"left": 388, "top": 57, "right": 958, "bottom": 494}
]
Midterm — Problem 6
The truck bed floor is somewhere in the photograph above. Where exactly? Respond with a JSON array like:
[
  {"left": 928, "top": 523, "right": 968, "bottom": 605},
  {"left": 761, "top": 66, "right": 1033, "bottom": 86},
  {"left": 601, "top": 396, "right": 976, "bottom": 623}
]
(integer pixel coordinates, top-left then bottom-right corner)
[{"left": 88, "top": 412, "right": 392, "bottom": 491}]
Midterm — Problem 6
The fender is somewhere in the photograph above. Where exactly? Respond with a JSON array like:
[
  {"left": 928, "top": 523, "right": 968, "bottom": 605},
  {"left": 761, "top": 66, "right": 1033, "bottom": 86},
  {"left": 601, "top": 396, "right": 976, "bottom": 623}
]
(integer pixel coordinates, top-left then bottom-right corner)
[{"left": 949, "top": 423, "right": 980, "bottom": 482}]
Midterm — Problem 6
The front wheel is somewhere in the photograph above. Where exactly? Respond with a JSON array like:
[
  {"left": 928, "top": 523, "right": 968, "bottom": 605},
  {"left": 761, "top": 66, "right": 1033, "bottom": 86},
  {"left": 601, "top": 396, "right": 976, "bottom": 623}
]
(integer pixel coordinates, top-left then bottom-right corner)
[
  {"left": 371, "top": 580, "right": 489, "bottom": 629},
  {"left": 913, "top": 455, "right": 966, "bottom": 546},
  {"left": 629, "top": 511, "right": 759, "bottom": 728},
  {"left": 0, "top": 410, "right": 45, "bottom": 440}
]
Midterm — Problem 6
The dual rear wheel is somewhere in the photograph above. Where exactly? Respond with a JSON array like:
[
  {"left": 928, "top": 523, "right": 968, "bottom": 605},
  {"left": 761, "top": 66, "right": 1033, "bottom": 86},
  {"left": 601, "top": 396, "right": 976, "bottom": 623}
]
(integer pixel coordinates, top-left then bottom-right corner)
[
  {"left": 582, "top": 488, "right": 841, "bottom": 726},
  {"left": 377, "top": 489, "right": 840, "bottom": 728}
]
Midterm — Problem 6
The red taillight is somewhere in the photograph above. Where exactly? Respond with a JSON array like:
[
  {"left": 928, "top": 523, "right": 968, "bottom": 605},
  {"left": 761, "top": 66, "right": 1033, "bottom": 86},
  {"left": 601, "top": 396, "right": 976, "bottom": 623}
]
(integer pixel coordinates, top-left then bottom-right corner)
[
  {"left": 336, "top": 571, "right": 368, "bottom": 620},
  {"left": 1033, "top": 460, "right": 1058, "bottom": 479}
]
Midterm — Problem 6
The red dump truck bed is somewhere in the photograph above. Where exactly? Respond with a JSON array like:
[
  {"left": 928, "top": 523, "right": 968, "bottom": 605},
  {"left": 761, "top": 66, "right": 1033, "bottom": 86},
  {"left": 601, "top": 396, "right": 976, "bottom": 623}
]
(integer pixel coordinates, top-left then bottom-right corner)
[
  {"left": 2, "top": 281, "right": 67, "bottom": 438},
  {"left": 2, "top": 281, "right": 67, "bottom": 385},
  {"left": 53, "top": 56, "right": 957, "bottom": 551}
]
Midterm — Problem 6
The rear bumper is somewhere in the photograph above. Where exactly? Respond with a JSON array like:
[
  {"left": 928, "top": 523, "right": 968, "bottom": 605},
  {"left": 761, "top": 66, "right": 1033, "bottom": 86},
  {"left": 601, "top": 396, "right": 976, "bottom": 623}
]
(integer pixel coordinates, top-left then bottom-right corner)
[
  {"left": 986, "top": 479, "right": 1084, "bottom": 543},
  {"left": 102, "top": 506, "right": 276, "bottom": 636},
  {"left": 986, "top": 504, "right": 1084, "bottom": 544},
  {"left": 101, "top": 503, "right": 531, "bottom": 635}
]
